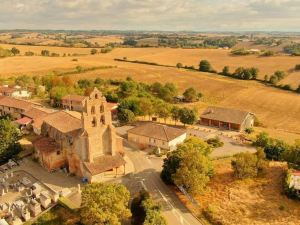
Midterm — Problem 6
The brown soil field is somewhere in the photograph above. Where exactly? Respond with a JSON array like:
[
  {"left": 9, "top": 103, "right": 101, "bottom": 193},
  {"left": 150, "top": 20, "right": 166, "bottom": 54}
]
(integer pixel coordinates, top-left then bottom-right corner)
[
  {"left": 180, "top": 159, "right": 300, "bottom": 225},
  {"left": 0, "top": 45, "right": 299, "bottom": 139}
]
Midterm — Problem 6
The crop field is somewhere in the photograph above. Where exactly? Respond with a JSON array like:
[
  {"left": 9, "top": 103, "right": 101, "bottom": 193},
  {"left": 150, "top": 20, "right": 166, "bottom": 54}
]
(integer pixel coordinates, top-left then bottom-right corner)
[{"left": 0, "top": 44, "right": 300, "bottom": 139}]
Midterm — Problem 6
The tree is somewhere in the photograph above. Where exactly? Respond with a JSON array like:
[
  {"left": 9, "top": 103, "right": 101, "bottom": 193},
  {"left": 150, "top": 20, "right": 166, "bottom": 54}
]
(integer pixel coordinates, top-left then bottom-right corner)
[
  {"left": 118, "top": 80, "right": 138, "bottom": 98},
  {"left": 117, "top": 108, "right": 135, "bottom": 124},
  {"left": 179, "top": 107, "right": 198, "bottom": 126},
  {"left": 296, "top": 85, "right": 300, "bottom": 93},
  {"left": 183, "top": 87, "right": 200, "bottom": 102},
  {"left": 80, "top": 183, "right": 131, "bottom": 225},
  {"left": 41, "top": 50, "right": 50, "bottom": 56},
  {"left": 155, "top": 102, "right": 171, "bottom": 123},
  {"left": 231, "top": 149, "right": 268, "bottom": 179},
  {"left": 171, "top": 106, "right": 180, "bottom": 125},
  {"left": 199, "top": 60, "right": 212, "bottom": 72},
  {"left": 173, "top": 144, "right": 213, "bottom": 196},
  {"left": 176, "top": 62, "right": 183, "bottom": 68},
  {"left": 131, "top": 190, "right": 166, "bottom": 225},
  {"left": 222, "top": 66, "right": 230, "bottom": 76},
  {"left": 11, "top": 47, "right": 20, "bottom": 56},
  {"left": 161, "top": 137, "right": 212, "bottom": 185},
  {"left": 139, "top": 98, "right": 154, "bottom": 120},
  {"left": 253, "top": 132, "right": 270, "bottom": 148},
  {"left": 90, "top": 48, "right": 98, "bottom": 55},
  {"left": 264, "top": 139, "right": 288, "bottom": 161},
  {"left": 0, "top": 119, "right": 21, "bottom": 163}
]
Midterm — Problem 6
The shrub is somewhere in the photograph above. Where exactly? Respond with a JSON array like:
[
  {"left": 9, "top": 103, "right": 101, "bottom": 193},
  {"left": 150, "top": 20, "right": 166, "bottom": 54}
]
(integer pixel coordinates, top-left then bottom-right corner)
[
  {"left": 245, "top": 127, "right": 254, "bottom": 134},
  {"left": 261, "top": 50, "right": 274, "bottom": 57},
  {"left": 176, "top": 62, "right": 183, "bottom": 68},
  {"left": 25, "top": 51, "right": 34, "bottom": 56},
  {"left": 295, "top": 64, "right": 300, "bottom": 71},
  {"left": 231, "top": 149, "right": 268, "bottom": 179},
  {"left": 199, "top": 60, "right": 213, "bottom": 72},
  {"left": 206, "top": 136, "right": 224, "bottom": 148}
]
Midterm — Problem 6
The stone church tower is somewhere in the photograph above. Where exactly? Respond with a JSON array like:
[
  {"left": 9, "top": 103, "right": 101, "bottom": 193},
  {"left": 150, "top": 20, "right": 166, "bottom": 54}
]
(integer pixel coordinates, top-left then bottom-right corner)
[{"left": 81, "top": 88, "right": 117, "bottom": 163}]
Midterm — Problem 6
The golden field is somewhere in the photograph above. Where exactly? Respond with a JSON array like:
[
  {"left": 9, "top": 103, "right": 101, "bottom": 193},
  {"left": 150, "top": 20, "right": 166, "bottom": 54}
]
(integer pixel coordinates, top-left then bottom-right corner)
[
  {"left": 0, "top": 44, "right": 299, "bottom": 139},
  {"left": 1, "top": 45, "right": 298, "bottom": 87}
]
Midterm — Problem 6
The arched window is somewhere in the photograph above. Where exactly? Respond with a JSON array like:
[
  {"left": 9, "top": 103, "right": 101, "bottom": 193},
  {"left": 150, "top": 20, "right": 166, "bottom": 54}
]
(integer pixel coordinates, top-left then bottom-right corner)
[
  {"left": 91, "top": 106, "right": 95, "bottom": 114},
  {"left": 100, "top": 104, "right": 104, "bottom": 113},
  {"left": 100, "top": 115, "right": 105, "bottom": 124},
  {"left": 95, "top": 94, "right": 98, "bottom": 99},
  {"left": 92, "top": 117, "right": 97, "bottom": 127}
]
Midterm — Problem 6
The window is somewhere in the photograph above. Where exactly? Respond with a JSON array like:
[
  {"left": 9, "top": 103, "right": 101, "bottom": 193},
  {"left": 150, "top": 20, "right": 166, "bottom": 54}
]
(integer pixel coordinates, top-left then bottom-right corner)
[
  {"left": 56, "top": 151, "right": 61, "bottom": 155},
  {"left": 95, "top": 94, "right": 98, "bottom": 99},
  {"left": 100, "top": 104, "right": 104, "bottom": 113},
  {"left": 92, "top": 117, "right": 97, "bottom": 127},
  {"left": 91, "top": 106, "right": 95, "bottom": 114},
  {"left": 100, "top": 115, "right": 105, "bottom": 124}
]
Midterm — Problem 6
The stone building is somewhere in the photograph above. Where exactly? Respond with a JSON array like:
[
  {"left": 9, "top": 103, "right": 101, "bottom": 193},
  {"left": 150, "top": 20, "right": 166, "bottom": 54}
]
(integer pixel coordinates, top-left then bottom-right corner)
[
  {"left": 33, "top": 88, "right": 125, "bottom": 182},
  {"left": 127, "top": 123, "right": 187, "bottom": 150},
  {"left": 200, "top": 106, "right": 255, "bottom": 132}
]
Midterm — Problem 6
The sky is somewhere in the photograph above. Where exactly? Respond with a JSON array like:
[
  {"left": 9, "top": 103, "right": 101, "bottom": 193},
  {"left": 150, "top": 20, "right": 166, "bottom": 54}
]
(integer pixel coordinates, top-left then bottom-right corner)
[{"left": 0, "top": 0, "right": 299, "bottom": 31}]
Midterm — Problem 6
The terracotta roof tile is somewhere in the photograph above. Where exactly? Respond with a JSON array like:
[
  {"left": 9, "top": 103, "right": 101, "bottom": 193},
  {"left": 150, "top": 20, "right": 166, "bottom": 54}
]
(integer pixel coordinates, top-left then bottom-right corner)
[
  {"left": 0, "top": 96, "right": 34, "bottom": 111},
  {"left": 43, "top": 110, "right": 82, "bottom": 134},
  {"left": 83, "top": 153, "right": 126, "bottom": 175},
  {"left": 200, "top": 106, "right": 254, "bottom": 125},
  {"left": 61, "top": 94, "right": 86, "bottom": 102},
  {"left": 128, "top": 123, "right": 186, "bottom": 141}
]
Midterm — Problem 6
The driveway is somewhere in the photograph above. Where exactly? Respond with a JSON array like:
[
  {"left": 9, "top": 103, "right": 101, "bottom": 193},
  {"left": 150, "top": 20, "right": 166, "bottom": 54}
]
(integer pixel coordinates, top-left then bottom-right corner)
[{"left": 187, "top": 128, "right": 256, "bottom": 158}]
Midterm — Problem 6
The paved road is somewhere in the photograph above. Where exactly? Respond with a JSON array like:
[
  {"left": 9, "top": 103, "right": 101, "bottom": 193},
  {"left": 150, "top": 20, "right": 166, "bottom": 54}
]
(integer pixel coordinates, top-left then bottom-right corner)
[{"left": 121, "top": 143, "right": 203, "bottom": 225}]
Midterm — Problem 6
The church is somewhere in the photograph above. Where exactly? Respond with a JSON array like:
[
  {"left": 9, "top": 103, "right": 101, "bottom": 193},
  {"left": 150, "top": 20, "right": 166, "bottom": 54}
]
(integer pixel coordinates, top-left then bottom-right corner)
[{"left": 33, "top": 88, "right": 125, "bottom": 182}]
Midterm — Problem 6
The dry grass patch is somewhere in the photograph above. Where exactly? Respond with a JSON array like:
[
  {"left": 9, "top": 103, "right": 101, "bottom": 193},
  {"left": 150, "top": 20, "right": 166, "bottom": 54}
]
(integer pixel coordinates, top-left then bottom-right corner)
[{"left": 194, "top": 159, "right": 300, "bottom": 225}]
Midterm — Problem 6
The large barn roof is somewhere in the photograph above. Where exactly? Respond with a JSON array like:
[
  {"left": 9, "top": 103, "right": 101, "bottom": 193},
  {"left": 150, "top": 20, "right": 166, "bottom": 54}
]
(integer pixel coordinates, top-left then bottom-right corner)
[{"left": 200, "top": 106, "right": 253, "bottom": 125}]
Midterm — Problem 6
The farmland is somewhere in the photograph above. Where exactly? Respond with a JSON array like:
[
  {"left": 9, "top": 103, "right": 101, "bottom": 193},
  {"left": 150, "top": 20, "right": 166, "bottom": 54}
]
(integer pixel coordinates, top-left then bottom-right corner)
[{"left": 0, "top": 44, "right": 300, "bottom": 140}]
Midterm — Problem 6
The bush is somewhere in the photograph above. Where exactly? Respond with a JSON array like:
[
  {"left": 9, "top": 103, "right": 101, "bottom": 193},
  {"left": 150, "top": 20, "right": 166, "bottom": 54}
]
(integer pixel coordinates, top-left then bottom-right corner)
[
  {"left": 245, "top": 127, "right": 254, "bottom": 134},
  {"left": 206, "top": 136, "right": 224, "bottom": 148},
  {"left": 295, "top": 64, "right": 300, "bottom": 71},
  {"left": 231, "top": 149, "right": 268, "bottom": 179},
  {"left": 199, "top": 60, "right": 213, "bottom": 72},
  {"left": 261, "top": 50, "right": 274, "bottom": 57},
  {"left": 131, "top": 189, "right": 166, "bottom": 225}
]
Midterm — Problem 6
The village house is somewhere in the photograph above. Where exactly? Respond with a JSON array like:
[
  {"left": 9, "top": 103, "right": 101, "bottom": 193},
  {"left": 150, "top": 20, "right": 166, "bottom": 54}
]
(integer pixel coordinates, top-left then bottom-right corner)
[
  {"left": 61, "top": 94, "right": 118, "bottom": 120},
  {"left": 288, "top": 170, "right": 300, "bottom": 191},
  {"left": 33, "top": 88, "right": 125, "bottom": 182},
  {"left": 200, "top": 106, "right": 255, "bottom": 132},
  {"left": 0, "top": 85, "right": 31, "bottom": 99},
  {"left": 127, "top": 123, "right": 187, "bottom": 150},
  {"left": 0, "top": 96, "right": 56, "bottom": 134}
]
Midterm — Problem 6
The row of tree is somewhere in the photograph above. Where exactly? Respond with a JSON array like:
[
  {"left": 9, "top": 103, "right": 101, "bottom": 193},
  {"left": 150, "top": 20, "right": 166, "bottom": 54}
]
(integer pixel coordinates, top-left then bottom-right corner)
[
  {"left": 117, "top": 98, "right": 198, "bottom": 126},
  {"left": 254, "top": 132, "right": 300, "bottom": 167}
]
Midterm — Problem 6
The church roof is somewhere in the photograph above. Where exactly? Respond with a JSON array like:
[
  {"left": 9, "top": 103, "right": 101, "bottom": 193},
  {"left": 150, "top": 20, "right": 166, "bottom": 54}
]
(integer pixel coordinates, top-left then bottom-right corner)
[
  {"left": 43, "top": 110, "right": 82, "bottom": 135},
  {"left": 83, "top": 153, "right": 126, "bottom": 175}
]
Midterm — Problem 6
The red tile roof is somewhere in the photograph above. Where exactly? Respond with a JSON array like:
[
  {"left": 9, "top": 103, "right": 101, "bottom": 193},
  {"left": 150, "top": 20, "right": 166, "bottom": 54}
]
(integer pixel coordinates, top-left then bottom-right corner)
[
  {"left": 61, "top": 94, "right": 86, "bottom": 102},
  {"left": 83, "top": 153, "right": 126, "bottom": 175},
  {"left": 43, "top": 110, "right": 82, "bottom": 135},
  {"left": 0, "top": 96, "right": 34, "bottom": 111},
  {"left": 14, "top": 117, "right": 32, "bottom": 125},
  {"left": 200, "top": 106, "right": 253, "bottom": 125},
  {"left": 128, "top": 123, "right": 186, "bottom": 141}
]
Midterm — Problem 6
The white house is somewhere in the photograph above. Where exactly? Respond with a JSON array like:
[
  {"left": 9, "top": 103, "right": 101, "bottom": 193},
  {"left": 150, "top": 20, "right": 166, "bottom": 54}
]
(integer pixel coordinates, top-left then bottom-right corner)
[
  {"left": 127, "top": 123, "right": 187, "bottom": 150},
  {"left": 289, "top": 170, "right": 300, "bottom": 190}
]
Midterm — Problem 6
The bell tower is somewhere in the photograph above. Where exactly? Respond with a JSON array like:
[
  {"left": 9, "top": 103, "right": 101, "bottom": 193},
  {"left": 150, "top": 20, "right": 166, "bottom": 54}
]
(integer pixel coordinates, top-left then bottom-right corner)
[{"left": 81, "top": 88, "right": 116, "bottom": 163}]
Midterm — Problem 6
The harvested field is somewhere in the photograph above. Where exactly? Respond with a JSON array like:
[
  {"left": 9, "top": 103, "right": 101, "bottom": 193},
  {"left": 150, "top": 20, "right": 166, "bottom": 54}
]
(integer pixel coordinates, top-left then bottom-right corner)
[
  {"left": 0, "top": 45, "right": 299, "bottom": 139},
  {"left": 180, "top": 159, "right": 300, "bottom": 225}
]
